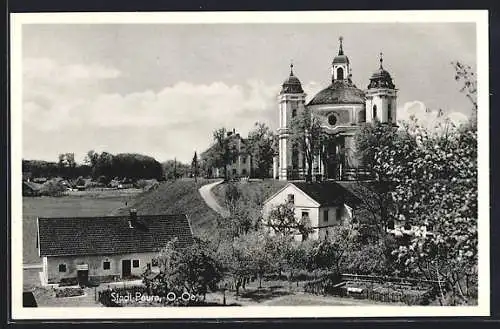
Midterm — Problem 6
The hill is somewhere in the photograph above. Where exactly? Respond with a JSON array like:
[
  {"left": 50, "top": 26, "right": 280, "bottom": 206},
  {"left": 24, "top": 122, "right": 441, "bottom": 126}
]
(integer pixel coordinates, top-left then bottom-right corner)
[
  {"left": 212, "top": 179, "right": 288, "bottom": 207},
  {"left": 112, "top": 179, "right": 221, "bottom": 235}
]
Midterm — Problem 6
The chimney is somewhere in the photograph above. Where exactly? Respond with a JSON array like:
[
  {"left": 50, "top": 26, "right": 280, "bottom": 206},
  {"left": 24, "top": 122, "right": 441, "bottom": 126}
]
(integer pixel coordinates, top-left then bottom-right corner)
[
  {"left": 233, "top": 128, "right": 236, "bottom": 134},
  {"left": 128, "top": 208, "right": 137, "bottom": 228}
]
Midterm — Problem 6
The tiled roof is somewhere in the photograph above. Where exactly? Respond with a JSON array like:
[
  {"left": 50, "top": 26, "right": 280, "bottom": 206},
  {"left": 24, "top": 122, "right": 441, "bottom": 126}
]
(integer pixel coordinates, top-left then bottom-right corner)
[
  {"left": 38, "top": 214, "right": 194, "bottom": 257},
  {"left": 291, "top": 181, "right": 362, "bottom": 207}
]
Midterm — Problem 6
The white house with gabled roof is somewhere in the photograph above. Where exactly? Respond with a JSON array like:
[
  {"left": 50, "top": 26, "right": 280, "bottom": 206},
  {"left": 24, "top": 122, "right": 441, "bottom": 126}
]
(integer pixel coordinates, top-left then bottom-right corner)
[{"left": 262, "top": 181, "right": 361, "bottom": 241}]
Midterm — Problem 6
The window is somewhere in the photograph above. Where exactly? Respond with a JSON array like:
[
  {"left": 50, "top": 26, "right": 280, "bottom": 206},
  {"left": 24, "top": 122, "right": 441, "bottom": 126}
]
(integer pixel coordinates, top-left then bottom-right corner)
[
  {"left": 58, "top": 264, "right": 67, "bottom": 272},
  {"left": 242, "top": 168, "right": 247, "bottom": 175},
  {"left": 242, "top": 156, "right": 247, "bottom": 164},
  {"left": 358, "top": 110, "right": 366, "bottom": 123},
  {"left": 301, "top": 211, "right": 309, "bottom": 219},
  {"left": 103, "top": 261, "right": 111, "bottom": 270},
  {"left": 133, "top": 260, "right": 140, "bottom": 268},
  {"left": 328, "top": 114, "right": 337, "bottom": 126},
  {"left": 387, "top": 220, "right": 395, "bottom": 230},
  {"left": 388, "top": 103, "right": 392, "bottom": 122},
  {"left": 292, "top": 109, "right": 297, "bottom": 118},
  {"left": 151, "top": 258, "right": 159, "bottom": 267},
  {"left": 337, "top": 67, "right": 344, "bottom": 80},
  {"left": 323, "top": 210, "right": 329, "bottom": 222},
  {"left": 287, "top": 194, "right": 295, "bottom": 204},
  {"left": 336, "top": 207, "right": 342, "bottom": 220},
  {"left": 372, "top": 105, "right": 378, "bottom": 119},
  {"left": 232, "top": 168, "right": 237, "bottom": 175}
]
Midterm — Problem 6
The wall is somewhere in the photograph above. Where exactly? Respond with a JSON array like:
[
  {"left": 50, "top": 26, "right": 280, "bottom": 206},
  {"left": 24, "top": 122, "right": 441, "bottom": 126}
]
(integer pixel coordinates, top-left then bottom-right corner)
[
  {"left": 262, "top": 184, "right": 320, "bottom": 240},
  {"left": 45, "top": 251, "right": 158, "bottom": 284},
  {"left": 317, "top": 204, "right": 353, "bottom": 240}
]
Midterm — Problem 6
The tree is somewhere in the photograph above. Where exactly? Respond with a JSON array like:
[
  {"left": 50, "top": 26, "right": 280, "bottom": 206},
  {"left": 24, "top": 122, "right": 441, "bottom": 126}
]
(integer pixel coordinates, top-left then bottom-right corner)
[
  {"left": 247, "top": 122, "right": 275, "bottom": 178},
  {"left": 388, "top": 118, "right": 477, "bottom": 305},
  {"left": 266, "top": 202, "right": 313, "bottom": 240},
  {"left": 151, "top": 238, "right": 223, "bottom": 301},
  {"left": 162, "top": 159, "right": 189, "bottom": 180},
  {"left": 211, "top": 128, "right": 238, "bottom": 181},
  {"left": 290, "top": 107, "right": 327, "bottom": 182},
  {"left": 191, "top": 151, "right": 199, "bottom": 182},
  {"left": 58, "top": 153, "right": 77, "bottom": 179},
  {"left": 309, "top": 225, "right": 357, "bottom": 275}
]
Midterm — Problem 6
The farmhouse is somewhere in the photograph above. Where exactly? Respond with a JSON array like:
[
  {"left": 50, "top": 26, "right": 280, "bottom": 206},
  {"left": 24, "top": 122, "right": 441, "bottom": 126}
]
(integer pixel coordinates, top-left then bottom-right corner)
[
  {"left": 37, "top": 209, "right": 194, "bottom": 285},
  {"left": 262, "top": 181, "right": 362, "bottom": 240}
]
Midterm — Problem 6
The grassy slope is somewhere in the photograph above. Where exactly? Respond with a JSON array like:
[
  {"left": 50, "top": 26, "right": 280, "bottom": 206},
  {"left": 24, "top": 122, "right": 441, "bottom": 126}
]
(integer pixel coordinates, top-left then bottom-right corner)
[
  {"left": 212, "top": 179, "right": 288, "bottom": 207},
  {"left": 113, "top": 179, "right": 221, "bottom": 236}
]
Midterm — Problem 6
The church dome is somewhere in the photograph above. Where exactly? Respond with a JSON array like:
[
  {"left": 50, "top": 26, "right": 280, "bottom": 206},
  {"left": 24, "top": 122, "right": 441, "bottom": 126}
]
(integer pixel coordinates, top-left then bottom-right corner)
[
  {"left": 308, "top": 80, "right": 365, "bottom": 106},
  {"left": 280, "top": 64, "right": 304, "bottom": 94},
  {"left": 332, "top": 54, "right": 350, "bottom": 65},
  {"left": 367, "top": 53, "right": 395, "bottom": 89}
]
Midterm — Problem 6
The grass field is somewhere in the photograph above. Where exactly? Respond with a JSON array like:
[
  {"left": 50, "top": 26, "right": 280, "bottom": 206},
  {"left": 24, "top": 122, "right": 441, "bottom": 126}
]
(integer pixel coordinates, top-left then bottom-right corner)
[
  {"left": 113, "top": 178, "right": 222, "bottom": 235},
  {"left": 211, "top": 179, "right": 288, "bottom": 207}
]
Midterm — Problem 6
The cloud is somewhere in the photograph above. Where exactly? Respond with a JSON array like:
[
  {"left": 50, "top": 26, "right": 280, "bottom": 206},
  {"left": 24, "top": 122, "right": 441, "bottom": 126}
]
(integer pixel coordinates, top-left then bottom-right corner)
[
  {"left": 396, "top": 100, "right": 469, "bottom": 131},
  {"left": 22, "top": 58, "right": 281, "bottom": 163}
]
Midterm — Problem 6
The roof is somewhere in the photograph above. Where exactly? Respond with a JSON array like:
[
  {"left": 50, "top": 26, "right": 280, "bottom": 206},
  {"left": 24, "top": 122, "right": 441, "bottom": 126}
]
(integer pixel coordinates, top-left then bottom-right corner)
[
  {"left": 23, "top": 181, "right": 42, "bottom": 191},
  {"left": 38, "top": 214, "right": 194, "bottom": 257},
  {"left": 367, "top": 56, "right": 395, "bottom": 90},
  {"left": 280, "top": 64, "right": 304, "bottom": 94},
  {"left": 332, "top": 54, "right": 349, "bottom": 65},
  {"left": 291, "top": 181, "right": 362, "bottom": 207},
  {"left": 308, "top": 80, "right": 365, "bottom": 106}
]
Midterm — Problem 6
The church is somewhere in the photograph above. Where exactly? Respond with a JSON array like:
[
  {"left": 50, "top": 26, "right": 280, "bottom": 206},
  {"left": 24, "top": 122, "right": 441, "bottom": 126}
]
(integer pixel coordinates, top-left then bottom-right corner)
[{"left": 273, "top": 37, "right": 398, "bottom": 181}]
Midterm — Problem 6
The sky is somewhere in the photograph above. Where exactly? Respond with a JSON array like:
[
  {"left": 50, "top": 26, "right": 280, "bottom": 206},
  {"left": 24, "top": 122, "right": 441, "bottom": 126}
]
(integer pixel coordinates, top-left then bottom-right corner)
[{"left": 21, "top": 22, "right": 476, "bottom": 164}]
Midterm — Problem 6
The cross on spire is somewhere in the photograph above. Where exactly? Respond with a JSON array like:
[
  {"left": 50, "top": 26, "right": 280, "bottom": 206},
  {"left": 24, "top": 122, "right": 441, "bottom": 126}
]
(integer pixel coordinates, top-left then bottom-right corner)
[
  {"left": 379, "top": 52, "right": 384, "bottom": 69},
  {"left": 290, "top": 60, "right": 294, "bottom": 76},
  {"left": 338, "top": 36, "right": 344, "bottom": 55}
]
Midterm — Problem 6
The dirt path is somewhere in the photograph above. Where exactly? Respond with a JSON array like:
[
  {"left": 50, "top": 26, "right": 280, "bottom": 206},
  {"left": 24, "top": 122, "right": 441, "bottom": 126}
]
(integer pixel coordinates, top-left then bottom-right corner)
[{"left": 198, "top": 180, "right": 229, "bottom": 218}]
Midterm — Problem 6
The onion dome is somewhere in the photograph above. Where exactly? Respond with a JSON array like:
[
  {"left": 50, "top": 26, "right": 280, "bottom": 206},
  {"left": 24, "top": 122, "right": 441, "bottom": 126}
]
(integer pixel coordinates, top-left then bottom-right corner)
[
  {"left": 308, "top": 80, "right": 365, "bottom": 106},
  {"left": 367, "top": 52, "right": 395, "bottom": 89},
  {"left": 332, "top": 36, "right": 350, "bottom": 65},
  {"left": 280, "top": 63, "right": 304, "bottom": 94}
]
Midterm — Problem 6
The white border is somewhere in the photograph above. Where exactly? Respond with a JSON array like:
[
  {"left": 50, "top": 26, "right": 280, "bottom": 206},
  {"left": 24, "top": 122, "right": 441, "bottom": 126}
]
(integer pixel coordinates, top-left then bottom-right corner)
[{"left": 11, "top": 10, "right": 490, "bottom": 319}]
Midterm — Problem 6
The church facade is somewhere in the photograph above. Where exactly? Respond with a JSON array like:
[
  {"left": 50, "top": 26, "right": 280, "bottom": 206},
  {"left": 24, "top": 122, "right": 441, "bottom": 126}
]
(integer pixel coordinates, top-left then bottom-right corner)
[{"left": 274, "top": 37, "right": 398, "bottom": 181}]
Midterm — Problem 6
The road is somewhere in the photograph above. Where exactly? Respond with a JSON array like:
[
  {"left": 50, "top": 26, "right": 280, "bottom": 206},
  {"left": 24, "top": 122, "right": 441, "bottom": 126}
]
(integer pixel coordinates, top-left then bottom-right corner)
[{"left": 198, "top": 180, "right": 230, "bottom": 218}]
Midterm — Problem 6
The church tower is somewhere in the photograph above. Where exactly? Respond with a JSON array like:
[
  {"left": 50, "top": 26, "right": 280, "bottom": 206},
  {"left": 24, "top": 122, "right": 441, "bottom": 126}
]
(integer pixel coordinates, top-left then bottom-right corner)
[
  {"left": 331, "top": 36, "right": 351, "bottom": 82},
  {"left": 277, "top": 63, "right": 307, "bottom": 181},
  {"left": 365, "top": 53, "right": 397, "bottom": 123}
]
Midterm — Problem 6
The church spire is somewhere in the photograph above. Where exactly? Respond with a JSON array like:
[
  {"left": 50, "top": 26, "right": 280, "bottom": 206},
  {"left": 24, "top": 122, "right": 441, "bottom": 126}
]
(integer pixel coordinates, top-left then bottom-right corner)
[
  {"left": 290, "top": 61, "right": 294, "bottom": 76},
  {"left": 338, "top": 36, "right": 344, "bottom": 55},
  {"left": 379, "top": 52, "right": 384, "bottom": 69}
]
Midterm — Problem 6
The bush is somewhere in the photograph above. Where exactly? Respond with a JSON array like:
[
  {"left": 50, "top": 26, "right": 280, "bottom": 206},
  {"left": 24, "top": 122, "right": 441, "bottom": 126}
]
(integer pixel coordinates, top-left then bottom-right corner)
[
  {"left": 59, "top": 277, "right": 79, "bottom": 287},
  {"left": 55, "top": 287, "right": 84, "bottom": 298},
  {"left": 39, "top": 179, "right": 67, "bottom": 196}
]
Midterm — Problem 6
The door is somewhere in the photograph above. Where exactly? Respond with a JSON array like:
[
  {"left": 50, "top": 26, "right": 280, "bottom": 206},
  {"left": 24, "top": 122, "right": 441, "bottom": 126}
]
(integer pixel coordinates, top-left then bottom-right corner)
[
  {"left": 122, "top": 260, "right": 131, "bottom": 278},
  {"left": 77, "top": 270, "right": 89, "bottom": 285}
]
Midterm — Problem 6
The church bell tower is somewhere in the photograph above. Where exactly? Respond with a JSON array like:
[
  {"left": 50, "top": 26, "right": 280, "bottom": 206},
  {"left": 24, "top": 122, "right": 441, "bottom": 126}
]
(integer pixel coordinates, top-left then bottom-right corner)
[
  {"left": 277, "top": 63, "right": 307, "bottom": 181},
  {"left": 365, "top": 52, "right": 398, "bottom": 124}
]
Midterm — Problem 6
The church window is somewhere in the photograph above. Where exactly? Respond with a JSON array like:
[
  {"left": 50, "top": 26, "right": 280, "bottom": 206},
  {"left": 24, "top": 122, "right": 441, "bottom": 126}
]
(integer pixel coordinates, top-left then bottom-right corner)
[
  {"left": 292, "top": 109, "right": 297, "bottom": 118},
  {"left": 358, "top": 110, "right": 366, "bottom": 123},
  {"left": 328, "top": 114, "right": 337, "bottom": 126},
  {"left": 388, "top": 103, "right": 392, "bottom": 121},
  {"left": 336, "top": 67, "right": 344, "bottom": 80},
  {"left": 372, "top": 105, "right": 378, "bottom": 120},
  {"left": 58, "top": 264, "right": 67, "bottom": 272}
]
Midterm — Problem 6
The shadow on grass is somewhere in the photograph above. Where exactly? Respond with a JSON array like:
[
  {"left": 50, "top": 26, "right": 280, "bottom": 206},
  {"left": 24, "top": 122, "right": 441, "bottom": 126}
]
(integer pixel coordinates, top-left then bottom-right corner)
[{"left": 239, "top": 287, "right": 291, "bottom": 303}]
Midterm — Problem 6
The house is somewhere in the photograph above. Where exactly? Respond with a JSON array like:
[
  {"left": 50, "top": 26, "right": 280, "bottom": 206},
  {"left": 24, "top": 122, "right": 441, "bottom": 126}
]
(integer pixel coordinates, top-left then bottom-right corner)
[
  {"left": 201, "top": 129, "right": 259, "bottom": 179},
  {"left": 262, "top": 181, "right": 362, "bottom": 241},
  {"left": 37, "top": 209, "right": 194, "bottom": 285},
  {"left": 23, "top": 181, "right": 41, "bottom": 197}
]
